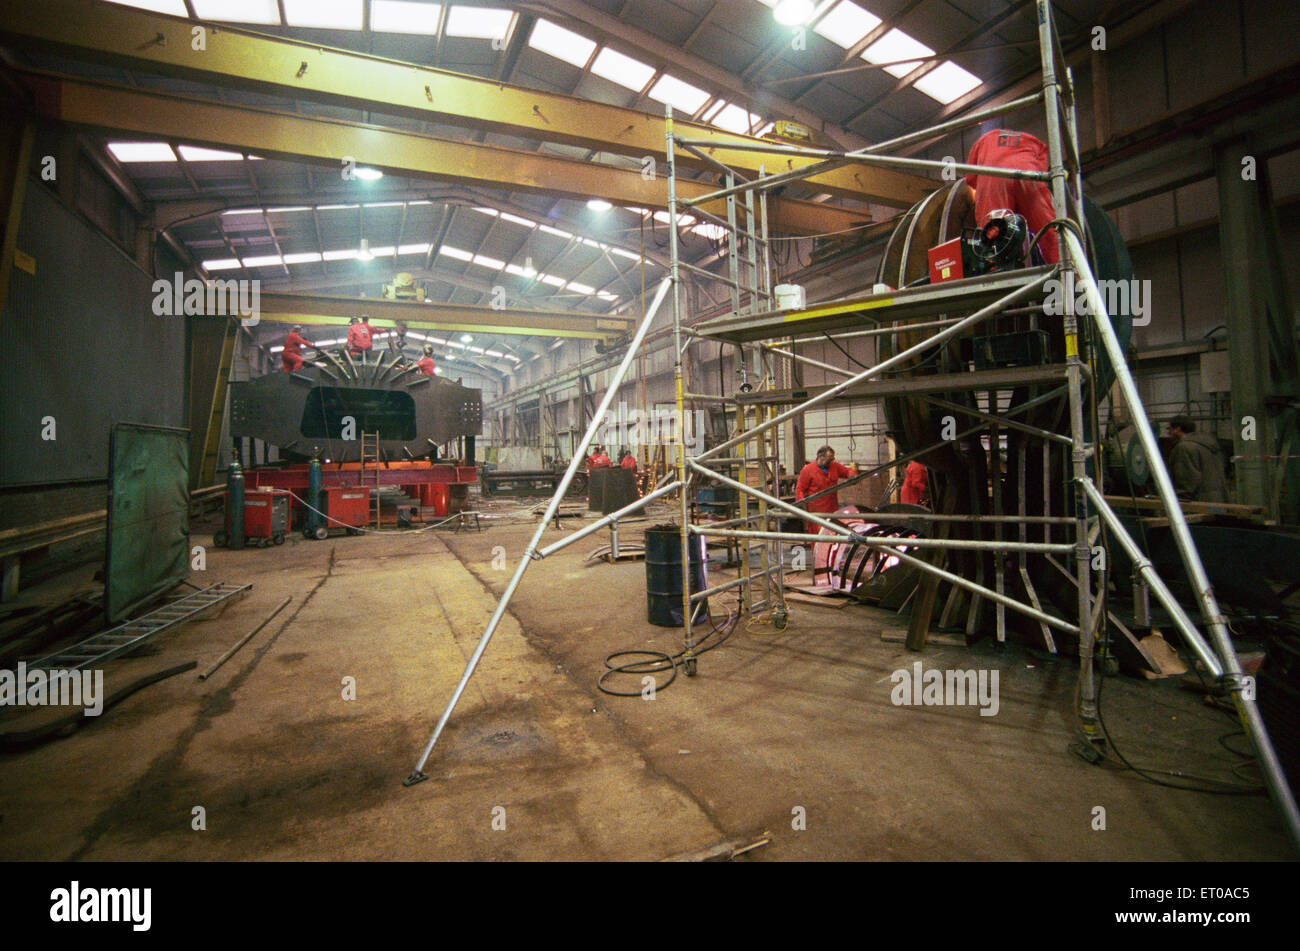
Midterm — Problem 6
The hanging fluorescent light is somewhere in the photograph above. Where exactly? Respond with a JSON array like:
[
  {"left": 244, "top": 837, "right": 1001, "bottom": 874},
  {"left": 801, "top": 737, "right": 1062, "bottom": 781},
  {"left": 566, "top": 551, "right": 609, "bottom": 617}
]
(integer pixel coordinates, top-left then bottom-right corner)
[
  {"left": 587, "top": 199, "right": 612, "bottom": 213},
  {"left": 357, "top": 239, "right": 374, "bottom": 261},
  {"left": 460, "top": 334, "right": 474, "bottom": 343},
  {"left": 352, "top": 166, "right": 384, "bottom": 181}
]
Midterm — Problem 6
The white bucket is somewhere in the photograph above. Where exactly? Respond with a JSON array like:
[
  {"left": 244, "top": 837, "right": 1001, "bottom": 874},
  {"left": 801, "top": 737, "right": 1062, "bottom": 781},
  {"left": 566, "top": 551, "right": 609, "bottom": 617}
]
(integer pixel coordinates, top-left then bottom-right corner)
[{"left": 775, "top": 283, "right": 805, "bottom": 311}]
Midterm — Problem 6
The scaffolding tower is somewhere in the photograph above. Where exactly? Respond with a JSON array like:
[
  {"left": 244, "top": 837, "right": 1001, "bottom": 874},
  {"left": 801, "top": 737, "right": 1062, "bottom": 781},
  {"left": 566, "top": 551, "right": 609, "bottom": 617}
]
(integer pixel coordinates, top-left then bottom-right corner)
[{"left": 404, "top": 0, "right": 1297, "bottom": 851}]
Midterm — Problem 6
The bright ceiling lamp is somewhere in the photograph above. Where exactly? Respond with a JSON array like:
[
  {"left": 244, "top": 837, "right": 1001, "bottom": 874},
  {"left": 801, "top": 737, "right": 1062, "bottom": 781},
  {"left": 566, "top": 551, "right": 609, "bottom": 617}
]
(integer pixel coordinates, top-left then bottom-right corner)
[
  {"left": 913, "top": 61, "right": 982, "bottom": 104},
  {"left": 203, "top": 258, "right": 243, "bottom": 271},
  {"left": 107, "top": 142, "right": 176, "bottom": 163},
  {"left": 283, "top": 0, "right": 363, "bottom": 29},
  {"left": 371, "top": 1, "right": 441, "bottom": 34},
  {"left": 587, "top": 199, "right": 612, "bottom": 212},
  {"left": 772, "top": 0, "right": 815, "bottom": 26},
  {"left": 589, "top": 48, "right": 655, "bottom": 92},
  {"left": 812, "top": 1, "right": 881, "bottom": 48},
  {"left": 352, "top": 166, "right": 384, "bottom": 181},
  {"left": 177, "top": 145, "right": 247, "bottom": 162},
  {"left": 357, "top": 239, "right": 374, "bottom": 262},
  {"left": 191, "top": 0, "right": 280, "bottom": 25},
  {"left": 106, "top": 0, "right": 188, "bottom": 15},
  {"left": 282, "top": 252, "right": 323, "bottom": 264},
  {"left": 444, "top": 6, "right": 513, "bottom": 41},
  {"left": 861, "top": 28, "right": 934, "bottom": 78},
  {"left": 529, "top": 19, "right": 597, "bottom": 68},
  {"left": 460, "top": 334, "right": 474, "bottom": 343},
  {"left": 648, "top": 74, "right": 711, "bottom": 114}
]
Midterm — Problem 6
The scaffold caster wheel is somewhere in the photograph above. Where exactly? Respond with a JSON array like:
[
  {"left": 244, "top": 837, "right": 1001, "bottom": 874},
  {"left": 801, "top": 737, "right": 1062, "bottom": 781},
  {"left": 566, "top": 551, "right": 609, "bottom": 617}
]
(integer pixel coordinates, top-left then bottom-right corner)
[
  {"left": 684, "top": 656, "right": 698, "bottom": 677},
  {"left": 213, "top": 531, "right": 227, "bottom": 548},
  {"left": 273, "top": 532, "right": 285, "bottom": 546},
  {"left": 1069, "top": 736, "right": 1106, "bottom": 765},
  {"left": 259, "top": 537, "right": 272, "bottom": 548},
  {"left": 1101, "top": 654, "right": 1119, "bottom": 677},
  {"left": 313, "top": 526, "right": 329, "bottom": 540},
  {"left": 347, "top": 528, "right": 361, "bottom": 536},
  {"left": 772, "top": 610, "right": 788, "bottom": 631}
]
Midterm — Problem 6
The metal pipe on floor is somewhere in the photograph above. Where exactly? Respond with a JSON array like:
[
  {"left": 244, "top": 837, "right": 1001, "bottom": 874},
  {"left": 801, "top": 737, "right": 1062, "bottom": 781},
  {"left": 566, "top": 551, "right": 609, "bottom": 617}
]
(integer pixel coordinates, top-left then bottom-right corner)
[
  {"left": 197, "top": 597, "right": 292, "bottom": 681},
  {"left": 404, "top": 276, "right": 673, "bottom": 786}
]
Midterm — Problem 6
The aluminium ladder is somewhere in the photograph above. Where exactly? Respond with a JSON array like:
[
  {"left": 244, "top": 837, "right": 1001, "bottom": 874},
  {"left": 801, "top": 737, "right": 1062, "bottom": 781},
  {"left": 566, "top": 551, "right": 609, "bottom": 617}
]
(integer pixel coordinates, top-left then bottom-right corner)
[{"left": 25, "top": 582, "right": 251, "bottom": 671}]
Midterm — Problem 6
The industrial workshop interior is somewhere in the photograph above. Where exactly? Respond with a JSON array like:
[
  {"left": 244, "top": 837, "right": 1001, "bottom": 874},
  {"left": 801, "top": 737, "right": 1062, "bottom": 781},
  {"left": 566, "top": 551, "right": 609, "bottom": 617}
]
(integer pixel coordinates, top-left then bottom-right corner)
[{"left": 1, "top": 0, "right": 1299, "bottom": 879}]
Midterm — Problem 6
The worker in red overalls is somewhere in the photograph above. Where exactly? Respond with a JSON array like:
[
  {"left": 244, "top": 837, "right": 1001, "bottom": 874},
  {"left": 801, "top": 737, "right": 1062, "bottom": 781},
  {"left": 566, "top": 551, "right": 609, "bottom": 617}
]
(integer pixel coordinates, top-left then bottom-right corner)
[
  {"left": 280, "top": 324, "right": 314, "bottom": 372},
  {"left": 900, "top": 460, "right": 929, "bottom": 506},
  {"left": 346, "top": 315, "right": 373, "bottom": 358},
  {"left": 416, "top": 344, "right": 436, "bottom": 376},
  {"left": 619, "top": 449, "right": 638, "bottom": 473},
  {"left": 795, "top": 445, "right": 855, "bottom": 533},
  {"left": 588, "top": 445, "right": 611, "bottom": 468},
  {"left": 965, "top": 129, "right": 1059, "bottom": 264}
]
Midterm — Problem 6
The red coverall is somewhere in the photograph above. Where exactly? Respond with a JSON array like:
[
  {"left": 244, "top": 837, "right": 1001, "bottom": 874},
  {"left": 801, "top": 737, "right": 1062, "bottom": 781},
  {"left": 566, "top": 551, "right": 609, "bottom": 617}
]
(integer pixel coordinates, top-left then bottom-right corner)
[
  {"left": 416, "top": 355, "right": 436, "bottom": 376},
  {"left": 620, "top": 454, "right": 638, "bottom": 472},
  {"left": 965, "top": 129, "right": 1058, "bottom": 264},
  {"left": 900, "top": 461, "right": 929, "bottom": 505},
  {"left": 281, "top": 330, "right": 313, "bottom": 372},
  {"left": 796, "top": 459, "right": 853, "bottom": 532},
  {"left": 589, "top": 452, "right": 611, "bottom": 468},
  {"left": 346, "top": 322, "right": 373, "bottom": 357}
]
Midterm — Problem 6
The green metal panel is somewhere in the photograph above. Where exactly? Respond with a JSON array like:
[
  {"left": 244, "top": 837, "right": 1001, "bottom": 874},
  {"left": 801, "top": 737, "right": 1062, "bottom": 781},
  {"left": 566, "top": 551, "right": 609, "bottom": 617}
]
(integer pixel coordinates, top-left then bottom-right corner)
[{"left": 104, "top": 423, "right": 191, "bottom": 623}]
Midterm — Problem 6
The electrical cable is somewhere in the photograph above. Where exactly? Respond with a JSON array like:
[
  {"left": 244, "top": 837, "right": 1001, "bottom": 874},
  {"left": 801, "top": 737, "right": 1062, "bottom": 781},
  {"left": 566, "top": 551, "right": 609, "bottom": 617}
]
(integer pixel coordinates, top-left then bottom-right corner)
[
  {"left": 597, "top": 598, "right": 742, "bottom": 697},
  {"left": 824, "top": 333, "right": 869, "bottom": 370}
]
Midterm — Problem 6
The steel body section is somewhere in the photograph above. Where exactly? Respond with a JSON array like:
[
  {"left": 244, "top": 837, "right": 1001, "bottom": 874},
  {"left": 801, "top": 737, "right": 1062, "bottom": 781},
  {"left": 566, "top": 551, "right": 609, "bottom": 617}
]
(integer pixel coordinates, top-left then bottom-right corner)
[{"left": 229, "top": 366, "right": 481, "bottom": 463}]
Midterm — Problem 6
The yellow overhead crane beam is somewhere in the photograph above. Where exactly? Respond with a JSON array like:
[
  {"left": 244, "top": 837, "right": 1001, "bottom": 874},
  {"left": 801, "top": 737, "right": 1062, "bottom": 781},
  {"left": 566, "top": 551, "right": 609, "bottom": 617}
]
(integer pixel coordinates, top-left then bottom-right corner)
[
  {"left": 256, "top": 291, "right": 632, "bottom": 342},
  {"left": 25, "top": 71, "right": 867, "bottom": 236},
  {"left": 0, "top": 0, "right": 933, "bottom": 209}
]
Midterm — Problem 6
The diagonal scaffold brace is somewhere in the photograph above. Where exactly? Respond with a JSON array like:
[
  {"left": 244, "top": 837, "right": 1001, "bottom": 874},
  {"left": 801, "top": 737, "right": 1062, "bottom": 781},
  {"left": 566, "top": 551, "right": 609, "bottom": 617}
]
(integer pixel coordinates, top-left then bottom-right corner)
[{"left": 404, "top": 277, "right": 674, "bottom": 786}]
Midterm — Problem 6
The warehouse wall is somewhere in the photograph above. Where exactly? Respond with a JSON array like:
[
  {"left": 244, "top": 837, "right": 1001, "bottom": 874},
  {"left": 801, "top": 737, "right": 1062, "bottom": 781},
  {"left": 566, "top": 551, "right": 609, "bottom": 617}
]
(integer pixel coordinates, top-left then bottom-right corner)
[{"left": 0, "top": 180, "right": 187, "bottom": 489}]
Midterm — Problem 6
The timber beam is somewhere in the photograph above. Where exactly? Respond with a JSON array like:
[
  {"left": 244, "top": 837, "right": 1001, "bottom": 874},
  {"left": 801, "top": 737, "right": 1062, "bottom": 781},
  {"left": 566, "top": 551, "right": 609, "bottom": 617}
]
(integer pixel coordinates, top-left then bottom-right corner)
[
  {"left": 24, "top": 71, "right": 871, "bottom": 237},
  {"left": 0, "top": 0, "right": 932, "bottom": 208}
]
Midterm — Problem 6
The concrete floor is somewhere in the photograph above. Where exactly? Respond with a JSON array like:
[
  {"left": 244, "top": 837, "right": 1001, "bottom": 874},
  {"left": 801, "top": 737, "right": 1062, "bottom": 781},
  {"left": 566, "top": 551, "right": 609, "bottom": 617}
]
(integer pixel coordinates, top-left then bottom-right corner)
[{"left": 0, "top": 502, "right": 1292, "bottom": 861}]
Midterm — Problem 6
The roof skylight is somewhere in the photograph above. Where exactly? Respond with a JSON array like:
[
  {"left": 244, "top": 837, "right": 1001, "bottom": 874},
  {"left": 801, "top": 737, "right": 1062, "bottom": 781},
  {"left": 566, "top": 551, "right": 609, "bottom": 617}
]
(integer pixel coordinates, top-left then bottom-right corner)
[
  {"left": 107, "top": 142, "right": 176, "bottom": 162},
  {"left": 647, "top": 74, "right": 711, "bottom": 115},
  {"left": 812, "top": 1, "right": 881, "bottom": 48},
  {"left": 190, "top": 0, "right": 280, "bottom": 25},
  {"left": 106, "top": 0, "right": 188, "bottom": 14},
  {"left": 369, "top": 0, "right": 441, "bottom": 34},
  {"left": 177, "top": 145, "right": 247, "bottom": 162},
  {"left": 861, "top": 28, "right": 934, "bottom": 78},
  {"left": 529, "top": 19, "right": 597, "bottom": 68},
  {"left": 913, "top": 61, "right": 982, "bottom": 104},
  {"left": 282, "top": 0, "right": 363, "bottom": 30},
  {"left": 589, "top": 48, "right": 656, "bottom": 92},
  {"left": 712, "top": 103, "right": 762, "bottom": 135},
  {"left": 444, "top": 6, "right": 514, "bottom": 41}
]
